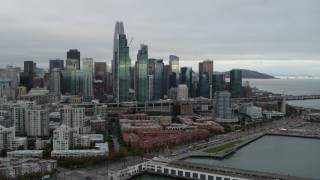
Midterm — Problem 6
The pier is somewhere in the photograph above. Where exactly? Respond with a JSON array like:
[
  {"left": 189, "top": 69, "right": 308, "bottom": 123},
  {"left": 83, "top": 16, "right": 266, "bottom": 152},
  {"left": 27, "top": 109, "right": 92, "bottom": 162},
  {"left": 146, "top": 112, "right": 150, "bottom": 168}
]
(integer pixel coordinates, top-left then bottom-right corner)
[{"left": 188, "top": 133, "right": 265, "bottom": 159}]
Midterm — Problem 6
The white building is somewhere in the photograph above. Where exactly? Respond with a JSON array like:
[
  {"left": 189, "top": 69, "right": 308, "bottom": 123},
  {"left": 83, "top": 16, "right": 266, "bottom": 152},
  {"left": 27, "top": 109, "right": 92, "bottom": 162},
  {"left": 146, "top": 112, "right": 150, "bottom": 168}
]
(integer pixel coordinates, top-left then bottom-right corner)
[
  {"left": 177, "top": 85, "right": 188, "bottom": 100},
  {"left": 25, "top": 106, "right": 50, "bottom": 137},
  {"left": 0, "top": 158, "right": 57, "bottom": 179},
  {"left": 53, "top": 125, "right": 80, "bottom": 150},
  {"left": 60, "top": 105, "right": 90, "bottom": 134},
  {"left": 51, "top": 142, "right": 109, "bottom": 158},
  {"left": 263, "top": 111, "right": 284, "bottom": 119},
  {"left": 0, "top": 125, "right": 27, "bottom": 151},
  {"left": 247, "top": 106, "right": 262, "bottom": 119},
  {"left": 7, "top": 150, "right": 43, "bottom": 158}
]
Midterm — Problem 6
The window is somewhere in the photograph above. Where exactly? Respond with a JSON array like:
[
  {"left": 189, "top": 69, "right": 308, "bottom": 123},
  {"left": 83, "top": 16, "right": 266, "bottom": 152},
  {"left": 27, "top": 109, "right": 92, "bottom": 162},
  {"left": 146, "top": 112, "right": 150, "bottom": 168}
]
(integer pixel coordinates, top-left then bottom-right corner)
[{"left": 193, "top": 173, "right": 198, "bottom": 179}]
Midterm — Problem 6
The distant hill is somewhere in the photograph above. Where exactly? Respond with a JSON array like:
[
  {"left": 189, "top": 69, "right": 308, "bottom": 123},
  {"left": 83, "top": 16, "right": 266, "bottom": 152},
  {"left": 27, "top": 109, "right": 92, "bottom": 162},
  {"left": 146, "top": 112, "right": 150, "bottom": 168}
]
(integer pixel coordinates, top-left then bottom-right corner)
[{"left": 224, "top": 69, "right": 275, "bottom": 79}]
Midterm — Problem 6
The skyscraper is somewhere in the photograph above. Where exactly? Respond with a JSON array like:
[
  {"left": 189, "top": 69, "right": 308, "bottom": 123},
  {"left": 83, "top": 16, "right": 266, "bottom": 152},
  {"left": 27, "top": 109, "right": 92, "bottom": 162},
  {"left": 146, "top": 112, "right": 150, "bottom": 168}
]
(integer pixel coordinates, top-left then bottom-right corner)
[
  {"left": 154, "top": 59, "right": 164, "bottom": 100},
  {"left": 20, "top": 61, "right": 35, "bottom": 91},
  {"left": 199, "top": 72, "right": 210, "bottom": 98},
  {"left": 148, "top": 58, "right": 156, "bottom": 75},
  {"left": 50, "top": 68, "right": 62, "bottom": 100},
  {"left": 180, "top": 67, "right": 192, "bottom": 97},
  {"left": 82, "top": 58, "right": 93, "bottom": 97},
  {"left": 163, "top": 65, "right": 170, "bottom": 95},
  {"left": 94, "top": 62, "right": 107, "bottom": 98},
  {"left": 214, "top": 91, "right": 232, "bottom": 119},
  {"left": 230, "top": 69, "right": 242, "bottom": 98},
  {"left": 136, "top": 44, "right": 148, "bottom": 102},
  {"left": 49, "top": 59, "right": 64, "bottom": 73},
  {"left": 67, "top": 49, "right": 80, "bottom": 70},
  {"left": 212, "top": 73, "right": 225, "bottom": 97},
  {"left": 169, "top": 55, "right": 179, "bottom": 87},
  {"left": 199, "top": 60, "right": 213, "bottom": 85},
  {"left": 112, "top": 21, "right": 130, "bottom": 103}
]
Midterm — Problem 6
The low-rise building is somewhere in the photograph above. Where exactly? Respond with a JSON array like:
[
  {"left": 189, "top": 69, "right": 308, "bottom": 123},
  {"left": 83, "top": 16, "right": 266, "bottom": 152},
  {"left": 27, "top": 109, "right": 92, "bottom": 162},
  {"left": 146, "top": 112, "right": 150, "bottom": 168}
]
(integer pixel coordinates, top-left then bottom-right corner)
[
  {"left": 51, "top": 142, "right": 108, "bottom": 158},
  {"left": 263, "top": 111, "right": 284, "bottom": 119},
  {"left": 7, "top": 150, "right": 43, "bottom": 158},
  {"left": 0, "top": 158, "right": 57, "bottom": 179},
  {"left": 246, "top": 106, "right": 263, "bottom": 119}
]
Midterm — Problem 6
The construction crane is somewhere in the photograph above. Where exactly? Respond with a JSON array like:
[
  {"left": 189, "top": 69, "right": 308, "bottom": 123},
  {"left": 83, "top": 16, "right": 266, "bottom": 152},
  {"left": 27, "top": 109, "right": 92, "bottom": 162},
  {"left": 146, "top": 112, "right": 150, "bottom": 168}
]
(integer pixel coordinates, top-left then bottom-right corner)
[{"left": 128, "top": 37, "right": 134, "bottom": 47}]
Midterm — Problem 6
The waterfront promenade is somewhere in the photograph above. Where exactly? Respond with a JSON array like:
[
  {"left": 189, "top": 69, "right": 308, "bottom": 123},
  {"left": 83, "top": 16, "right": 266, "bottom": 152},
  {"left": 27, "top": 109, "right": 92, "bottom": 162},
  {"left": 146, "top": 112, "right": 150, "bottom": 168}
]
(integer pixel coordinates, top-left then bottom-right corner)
[{"left": 57, "top": 117, "right": 320, "bottom": 179}]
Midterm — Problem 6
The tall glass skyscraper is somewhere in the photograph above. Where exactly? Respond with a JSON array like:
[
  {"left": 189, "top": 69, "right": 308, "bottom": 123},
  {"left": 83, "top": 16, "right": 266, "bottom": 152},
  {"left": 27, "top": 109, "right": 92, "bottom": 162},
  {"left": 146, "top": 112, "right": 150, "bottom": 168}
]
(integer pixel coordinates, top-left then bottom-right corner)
[
  {"left": 49, "top": 59, "right": 64, "bottom": 73},
  {"left": 154, "top": 60, "right": 164, "bottom": 100},
  {"left": 82, "top": 58, "right": 93, "bottom": 97},
  {"left": 136, "top": 44, "right": 148, "bottom": 102},
  {"left": 212, "top": 73, "right": 225, "bottom": 97},
  {"left": 112, "top": 21, "right": 130, "bottom": 103},
  {"left": 199, "top": 60, "right": 213, "bottom": 85},
  {"left": 67, "top": 49, "right": 80, "bottom": 70},
  {"left": 169, "top": 55, "right": 179, "bottom": 87},
  {"left": 199, "top": 72, "right": 210, "bottom": 98},
  {"left": 230, "top": 69, "right": 242, "bottom": 98},
  {"left": 180, "top": 67, "right": 192, "bottom": 97},
  {"left": 50, "top": 68, "right": 61, "bottom": 100}
]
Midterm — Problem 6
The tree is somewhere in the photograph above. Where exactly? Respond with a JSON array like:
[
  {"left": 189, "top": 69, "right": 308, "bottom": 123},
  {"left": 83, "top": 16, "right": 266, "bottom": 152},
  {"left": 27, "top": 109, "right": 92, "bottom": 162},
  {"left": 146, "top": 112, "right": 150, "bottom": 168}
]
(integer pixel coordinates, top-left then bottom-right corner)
[
  {"left": 0, "top": 149, "right": 7, "bottom": 157},
  {"left": 17, "top": 145, "right": 25, "bottom": 150},
  {"left": 172, "top": 104, "right": 181, "bottom": 116}
]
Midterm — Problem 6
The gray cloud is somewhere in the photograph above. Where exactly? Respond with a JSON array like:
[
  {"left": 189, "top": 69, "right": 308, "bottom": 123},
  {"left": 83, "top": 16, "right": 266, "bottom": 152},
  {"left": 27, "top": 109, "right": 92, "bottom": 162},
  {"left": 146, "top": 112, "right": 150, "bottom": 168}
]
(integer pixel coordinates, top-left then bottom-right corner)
[{"left": 0, "top": 0, "right": 320, "bottom": 75}]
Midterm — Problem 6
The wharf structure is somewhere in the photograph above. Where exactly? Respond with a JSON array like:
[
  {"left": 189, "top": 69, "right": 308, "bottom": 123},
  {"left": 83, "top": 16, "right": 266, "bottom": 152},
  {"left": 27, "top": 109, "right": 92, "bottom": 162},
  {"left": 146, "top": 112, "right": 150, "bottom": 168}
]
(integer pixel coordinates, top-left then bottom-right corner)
[{"left": 107, "top": 158, "right": 308, "bottom": 180}]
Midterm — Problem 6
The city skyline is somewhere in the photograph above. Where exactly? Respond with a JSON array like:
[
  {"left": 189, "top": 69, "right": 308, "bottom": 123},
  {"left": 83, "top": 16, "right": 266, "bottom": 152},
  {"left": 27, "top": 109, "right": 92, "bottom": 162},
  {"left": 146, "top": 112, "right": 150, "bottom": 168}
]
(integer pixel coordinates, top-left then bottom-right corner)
[{"left": 1, "top": 0, "right": 320, "bottom": 76}]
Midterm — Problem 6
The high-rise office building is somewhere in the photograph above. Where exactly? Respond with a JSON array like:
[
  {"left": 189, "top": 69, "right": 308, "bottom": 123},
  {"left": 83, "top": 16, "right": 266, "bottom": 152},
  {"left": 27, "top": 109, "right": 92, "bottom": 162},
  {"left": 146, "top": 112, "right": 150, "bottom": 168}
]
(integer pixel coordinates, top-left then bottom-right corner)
[
  {"left": 154, "top": 60, "right": 164, "bottom": 100},
  {"left": 67, "top": 49, "right": 80, "bottom": 70},
  {"left": 94, "top": 62, "right": 107, "bottom": 98},
  {"left": 20, "top": 61, "right": 36, "bottom": 91},
  {"left": 168, "top": 72, "right": 177, "bottom": 89},
  {"left": 230, "top": 69, "right": 242, "bottom": 98},
  {"left": 169, "top": 55, "right": 179, "bottom": 87},
  {"left": 66, "top": 59, "right": 79, "bottom": 70},
  {"left": 135, "top": 44, "right": 148, "bottom": 102},
  {"left": 163, "top": 65, "right": 170, "bottom": 96},
  {"left": 212, "top": 73, "right": 225, "bottom": 97},
  {"left": 112, "top": 21, "right": 130, "bottom": 103},
  {"left": 199, "top": 60, "right": 213, "bottom": 85},
  {"left": 180, "top": 67, "right": 192, "bottom": 97},
  {"left": 148, "top": 58, "right": 156, "bottom": 75},
  {"left": 94, "top": 62, "right": 107, "bottom": 78},
  {"left": 82, "top": 58, "right": 93, "bottom": 97},
  {"left": 50, "top": 68, "right": 62, "bottom": 100},
  {"left": 5, "top": 66, "right": 20, "bottom": 89},
  {"left": 214, "top": 91, "right": 232, "bottom": 119},
  {"left": 49, "top": 59, "right": 64, "bottom": 73},
  {"left": 71, "top": 70, "right": 84, "bottom": 95},
  {"left": 25, "top": 106, "right": 50, "bottom": 137},
  {"left": 147, "top": 75, "right": 154, "bottom": 100},
  {"left": 199, "top": 72, "right": 210, "bottom": 98}
]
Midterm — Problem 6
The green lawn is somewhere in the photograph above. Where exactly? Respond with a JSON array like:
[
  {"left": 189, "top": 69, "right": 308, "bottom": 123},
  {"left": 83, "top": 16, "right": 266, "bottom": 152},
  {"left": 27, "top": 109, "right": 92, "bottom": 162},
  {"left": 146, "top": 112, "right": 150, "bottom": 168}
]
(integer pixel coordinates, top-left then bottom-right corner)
[{"left": 204, "top": 140, "right": 243, "bottom": 153}]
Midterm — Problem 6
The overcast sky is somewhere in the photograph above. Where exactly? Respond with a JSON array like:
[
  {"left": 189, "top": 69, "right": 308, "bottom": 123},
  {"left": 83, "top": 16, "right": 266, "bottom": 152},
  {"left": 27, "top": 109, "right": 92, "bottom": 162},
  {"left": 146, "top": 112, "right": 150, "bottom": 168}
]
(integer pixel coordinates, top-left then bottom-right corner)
[{"left": 1, "top": 0, "right": 320, "bottom": 76}]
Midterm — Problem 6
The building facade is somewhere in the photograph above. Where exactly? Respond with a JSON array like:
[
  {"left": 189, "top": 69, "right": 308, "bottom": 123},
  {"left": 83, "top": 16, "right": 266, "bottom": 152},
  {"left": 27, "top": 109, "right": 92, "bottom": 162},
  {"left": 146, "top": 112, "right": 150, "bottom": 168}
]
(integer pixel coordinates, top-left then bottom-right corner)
[
  {"left": 230, "top": 69, "right": 242, "bottom": 98},
  {"left": 180, "top": 67, "right": 192, "bottom": 97},
  {"left": 82, "top": 58, "right": 93, "bottom": 97},
  {"left": 136, "top": 44, "right": 148, "bottom": 102},
  {"left": 25, "top": 106, "right": 50, "bottom": 137}
]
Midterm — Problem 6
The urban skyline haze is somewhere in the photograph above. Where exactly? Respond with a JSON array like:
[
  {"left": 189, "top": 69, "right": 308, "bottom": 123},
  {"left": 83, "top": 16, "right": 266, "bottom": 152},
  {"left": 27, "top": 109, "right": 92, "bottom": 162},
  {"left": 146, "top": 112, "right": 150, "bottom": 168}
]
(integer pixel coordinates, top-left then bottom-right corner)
[{"left": 1, "top": 0, "right": 320, "bottom": 76}]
